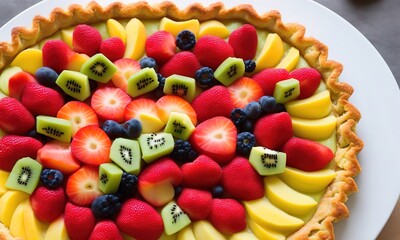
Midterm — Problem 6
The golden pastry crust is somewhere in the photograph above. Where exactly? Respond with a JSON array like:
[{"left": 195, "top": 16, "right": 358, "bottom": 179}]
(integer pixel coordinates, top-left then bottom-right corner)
[{"left": 0, "top": 1, "right": 363, "bottom": 239}]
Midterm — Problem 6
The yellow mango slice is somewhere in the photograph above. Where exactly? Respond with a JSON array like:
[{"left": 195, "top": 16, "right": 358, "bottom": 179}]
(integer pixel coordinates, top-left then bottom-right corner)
[
  {"left": 229, "top": 231, "right": 259, "bottom": 240},
  {"left": 61, "top": 27, "right": 74, "bottom": 48},
  {"left": 0, "top": 170, "right": 10, "bottom": 197},
  {"left": 278, "top": 167, "right": 337, "bottom": 193},
  {"left": 23, "top": 200, "right": 48, "bottom": 240},
  {"left": 0, "top": 190, "right": 29, "bottom": 227},
  {"left": 193, "top": 220, "right": 226, "bottom": 240},
  {"left": 244, "top": 198, "right": 304, "bottom": 233},
  {"left": 275, "top": 47, "right": 300, "bottom": 71},
  {"left": 10, "top": 200, "right": 27, "bottom": 240},
  {"left": 124, "top": 18, "right": 146, "bottom": 60},
  {"left": 285, "top": 90, "right": 332, "bottom": 119},
  {"left": 198, "top": 20, "right": 230, "bottom": 39},
  {"left": 255, "top": 33, "right": 284, "bottom": 72},
  {"left": 138, "top": 113, "right": 165, "bottom": 133},
  {"left": 67, "top": 53, "right": 90, "bottom": 72},
  {"left": 11, "top": 49, "right": 43, "bottom": 75},
  {"left": 292, "top": 115, "right": 337, "bottom": 141},
  {"left": 45, "top": 216, "right": 70, "bottom": 240},
  {"left": 264, "top": 176, "right": 318, "bottom": 217},
  {"left": 177, "top": 226, "right": 195, "bottom": 240},
  {"left": 248, "top": 219, "right": 285, "bottom": 240},
  {"left": 160, "top": 17, "right": 200, "bottom": 38},
  {"left": 107, "top": 19, "right": 127, "bottom": 44}
]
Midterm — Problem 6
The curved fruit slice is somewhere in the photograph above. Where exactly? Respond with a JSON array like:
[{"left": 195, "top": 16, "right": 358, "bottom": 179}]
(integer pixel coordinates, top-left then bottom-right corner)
[
  {"left": 244, "top": 198, "right": 304, "bottom": 233},
  {"left": 229, "top": 231, "right": 259, "bottom": 240},
  {"left": 60, "top": 27, "right": 74, "bottom": 47},
  {"left": 198, "top": 20, "right": 230, "bottom": 39},
  {"left": 193, "top": 220, "right": 226, "bottom": 240},
  {"left": 291, "top": 115, "right": 337, "bottom": 141},
  {"left": 275, "top": 47, "right": 300, "bottom": 72},
  {"left": 156, "top": 95, "right": 197, "bottom": 125},
  {"left": 177, "top": 226, "right": 196, "bottom": 240},
  {"left": 107, "top": 19, "right": 127, "bottom": 44},
  {"left": 45, "top": 216, "right": 69, "bottom": 240},
  {"left": 23, "top": 200, "right": 48, "bottom": 240},
  {"left": 278, "top": 167, "right": 337, "bottom": 193},
  {"left": 10, "top": 49, "right": 43, "bottom": 75},
  {"left": 160, "top": 17, "right": 200, "bottom": 37},
  {"left": 285, "top": 90, "right": 332, "bottom": 119},
  {"left": 0, "top": 170, "right": 10, "bottom": 197},
  {"left": 57, "top": 101, "right": 99, "bottom": 136},
  {"left": 10, "top": 200, "right": 27, "bottom": 240},
  {"left": 0, "top": 66, "right": 22, "bottom": 95},
  {"left": 124, "top": 18, "right": 146, "bottom": 60},
  {"left": 264, "top": 176, "right": 317, "bottom": 217},
  {"left": 248, "top": 219, "right": 285, "bottom": 240},
  {"left": 125, "top": 98, "right": 165, "bottom": 133},
  {"left": 255, "top": 33, "right": 284, "bottom": 72}
]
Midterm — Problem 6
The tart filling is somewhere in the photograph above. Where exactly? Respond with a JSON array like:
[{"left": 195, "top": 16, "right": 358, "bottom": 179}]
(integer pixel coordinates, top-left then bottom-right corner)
[{"left": 0, "top": 1, "right": 363, "bottom": 240}]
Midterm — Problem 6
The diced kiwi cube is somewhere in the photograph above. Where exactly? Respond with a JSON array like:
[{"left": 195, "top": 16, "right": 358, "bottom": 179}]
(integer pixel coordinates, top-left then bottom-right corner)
[
  {"left": 164, "top": 112, "right": 195, "bottom": 140},
  {"left": 161, "top": 201, "right": 191, "bottom": 235},
  {"left": 249, "top": 146, "right": 286, "bottom": 176},
  {"left": 6, "top": 157, "right": 42, "bottom": 194},
  {"left": 163, "top": 75, "right": 196, "bottom": 102},
  {"left": 56, "top": 70, "right": 91, "bottom": 101},
  {"left": 214, "top": 57, "right": 245, "bottom": 86},
  {"left": 273, "top": 78, "right": 300, "bottom": 104},
  {"left": 80, "top": 53, "right": 117, "bottom": 83},
  {"left": 110, "top": 138, "right": 142, "bottom": 175},
  {"left": 36, "top": 115, "right": 72, "bottom": 143},
  {"left": 98, "top": 163, "right": 123, "bottom": 194},
  {"left": 138, "top": 133, "right": 174, "bottom": 164},
  {"left": 127, "top": 67, "right": 159, "bottom": 98}
]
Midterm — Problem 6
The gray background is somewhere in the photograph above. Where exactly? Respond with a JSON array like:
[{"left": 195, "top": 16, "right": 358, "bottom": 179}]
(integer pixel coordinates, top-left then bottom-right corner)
[{"left": 0, "top": 0, "right": 399, "bottom": 239}]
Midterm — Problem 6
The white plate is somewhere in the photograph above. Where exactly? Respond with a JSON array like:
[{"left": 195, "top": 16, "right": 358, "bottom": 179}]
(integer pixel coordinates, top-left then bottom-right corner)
[{"left": 1, "top": 0, "right": 400, "bottom": 239}]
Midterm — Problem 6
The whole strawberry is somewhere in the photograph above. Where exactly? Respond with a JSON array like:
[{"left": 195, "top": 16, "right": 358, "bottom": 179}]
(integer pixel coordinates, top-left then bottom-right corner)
[
  {"left": 252, "top": 68, "right": 290, "bottom": 96},
  {"left": 64, "top": 202, "right": 96, "bottom": 240},
  {"left": 145, "top": 30, "right": 176, "bottom": 64},
  {"left": 193, "top": 35, "right": 234, "bottom": 70},
  {"left": 228, "top": 24, "right": 258, "bottom": 60},
  {"left": 42, "top": 40, "right": 76, "bottom": 73},
  {"left": 73, "top": 24, "right": 102, "bottom": 56},
  {"left": 88, "top": 220, "right": 123, "bottom": 240},
  {"left": 21, "top": 82, "right": 64, "bottom": 116},
  {"left": 177, "top": 188, "right": 212, "bottom": 220},
  {"left": 100, "top": 37, "right": 125, "bottom": 62},
  {"left": 289, "top": 68, "right": 321, "bottom": 99},
  {"left": 181, "top": 155, "right": 222, "bottom": 189},
  {"left": 0, "top": 136, "right": 42, "bottom": 171},
  {"left": 30, "top": 186, "right": 66, "bottom": 222},
  {"left": 159, "top": 51, "right": 201, "bottom": 78},
  {"left": 0, "top": 97, "right": 35, "bottom": 135},
  {"left": 208, "top": 198, "right": 246, "bottom": 234}
]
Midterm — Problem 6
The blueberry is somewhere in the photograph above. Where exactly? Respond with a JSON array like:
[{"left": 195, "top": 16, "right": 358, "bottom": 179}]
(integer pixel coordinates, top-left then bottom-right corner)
[
  {"left": 140, "top": 57, "right": 158, "bottom": 70},
  {"left": 102, "top": 120, "right": 124, "bottom": 139},
  {"left": 212, "top": 185, "right": 224, "bottom": 198},
  {"left": 236, "top": 132, "right": 256, "bottom": 156},
  {"left": 170, "top": 140, "right": 198, "bottom": 163},
  {"left": 259, "top": 96, "right": 277, "bottom": 113},
  {"left": 122, "top": 119, "right": 142, "bottom": 139},
  {"left": 244, "top": 60, "right": 256, "bottom": 73},
  {"left": 40, "top": 169, "right": 64, "bottom": 189},
  {"left": 35, "top": 67, "right": 59, "bottom": 88},
  {"left": 91, "top": 194, "right": 121, "bottom": 219},
  {"left": 116, "top": 173, "right": 138, "bottom": 201},
  {"left": 152, "top": 73, "right": 166, "bottom": 99},
  {"left": 89, "top": 80, "right": 98, "bottom": 92},
  {"left": 244, "top": 101, "right": 262, "bottom": 120},
  {"left": 174, "top": 186, "right": 183, "bottom": 198},
  {"left": 274, "top": 103, "right": 287, "bottom": 113},
  {"left": 195, "top": 67, "right": 216, "bottom": 89},
  {"left": 239, "top": 119, "right": 255, "bottom": 133},
  {"left": 27, "top": 129, "right": 48, "bottom": 143},
  {"left": 176, "top": 30, "right": 196, "bottom": 51},
  {"left": 230, "top": 108, "right": 247, "bottom": 127}
]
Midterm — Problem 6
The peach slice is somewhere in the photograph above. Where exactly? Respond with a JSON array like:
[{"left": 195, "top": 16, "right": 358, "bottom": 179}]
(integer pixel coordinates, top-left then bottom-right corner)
[
  {"left": 9, "top": 200, "right": 27, "bottom": 240},
  {"left": 0, "top": 190, "right": 29, "bottom": 227},
  {"left": 107, "top": 19, "right": 127, "bottom": 44},
  {"left": 198, "top": 20, "right": 230, "bottom": 39},
  {"left": 276, "top": 47, "right": 300, "bottom": 72},
  {"left": 23, "top": 200, "right": 49, "bottom": 240},
  {"left": 45, "top": 216, "right": 69, "bottom": 240},
  {"left": 248, "top": 218, "right": 285, "bottom": 240},
  {"left": 285, "top": 90, "right": 332, "bottom": 119},
  {"left": 10, "top": 49, "right": 43, "bottom": 75},
  {"left": 160, "top": 17, "right": 200, "bottom": 38},
  {"left": 255, "top": 33, "right": 284, "bottom": 72},
  {"left": 124, "top": 18, "right": 146, "bottom": 60},
  {"left": 291, "top": 115, "right": 337, "bottom": 141},
  {"left": 193, "top": 220, "right": 226, "bottom": 240}
]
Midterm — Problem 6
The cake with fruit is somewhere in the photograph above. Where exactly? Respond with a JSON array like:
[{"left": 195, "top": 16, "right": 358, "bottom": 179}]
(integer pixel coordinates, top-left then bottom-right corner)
[{"left": 0, "top": 1, "right": 363, "bottom": 240}]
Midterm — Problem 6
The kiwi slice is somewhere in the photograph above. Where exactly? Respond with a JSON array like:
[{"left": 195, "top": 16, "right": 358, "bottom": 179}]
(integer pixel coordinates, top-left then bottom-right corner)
[
  {"left": 249, "top": 146, "right": 286, "bottom": 176},
  {"left": 214, "top": 57, "right": 245, "bottom": 86},
  {"left": 80, "top": 53, "right": 117, "bottom": 83},
  {"left": 5, "top": 157, "right": 42, "bottom": 194},
  {"left": 273, "top": 78, "right": 300, "bottom": 104},
  {"left": 98, "top": 163, "right": 123, "bottom": 194},
  {"left": 163, "top": 75, "right": 196, "bottom": 102},
  {"left": 56, "top": 70, "right": 91, "bottom": 101},
  {"left": 110, "top": 138, "right": 142, "bottom": 175},
  {"left": 138, "top": 133, "right": 174, "bottom": 164},
  {"left": 36, "top": 115, "right": 72, "bottom": 143},
  {"left": 164, "top": 112, "right": 195, "bottom": 140},
  {"left": 126, "top": 67, "right": 159, "bottom": 98},
  {"left": 161, "top": 201, "right": 191, "bottom": 235}
]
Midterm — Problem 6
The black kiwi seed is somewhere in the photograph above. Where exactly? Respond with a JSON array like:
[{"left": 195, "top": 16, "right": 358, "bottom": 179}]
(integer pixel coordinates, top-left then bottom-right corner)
[
  {"left": 119, "top": 145, "right": 133, "bottom": 164},
  {"left": 18, "top": 167, "right": 32, "bottom": 186},
  {"left": 100, "top": 173, "right": 109, "bottom": 184},
  {"left": 171, "top": 83, "right": 188, "bottom": 97},
  {"left": 66, "top": 80, "right": 82, "bottom": 93},
  {"left": 284, "top": 87, "right": 296, "bottom": 98},
  {"left": 170, "top": 204, "right": 184, "bottom": 224},
  {"left": 42, "top": 127, "right": 64, "bottom": 138},
  {"left": 90, "top": 62, "right": 108, "bottom": 77},
  {"left": 136, "top": 77, "right": 155, "bottom": 90},
  {"left": 146, "top": 133, "right": 166, "bottom": 150},
  {"left": 227, "top": 64, "right": 238, "bottom": 78},
  {"left": 172, "top": 120, "right": 187, "bottom": 134},
  {"left": 261, "top": 152, "right": 278, "bottom": 168}
]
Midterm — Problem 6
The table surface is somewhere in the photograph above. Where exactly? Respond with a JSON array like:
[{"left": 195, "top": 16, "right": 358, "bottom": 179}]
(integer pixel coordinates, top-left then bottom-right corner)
[{"left": 0, "top": 0, "right": 399, "bottom": 239}]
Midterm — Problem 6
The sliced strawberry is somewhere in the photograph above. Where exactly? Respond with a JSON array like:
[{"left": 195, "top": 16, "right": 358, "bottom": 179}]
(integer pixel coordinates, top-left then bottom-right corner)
[
  {"left": 89, "top": 220, "right": 123, "bottom": 240},
  {"left": 37, "top": 140, "right": 81, "bottom": 175},
  {"left": 99, "top": 37, "right": 125, "bottom": 62},
  {"left": 227, "top": 77, "right": 264, "bottom": 108},
  {"left": 252, "top": 68, "right": 290, "bottom": 96},
  {"left": 190, "top": 116, "right": 237, "bottom": 164},
  {"left": 156, "top": 95, "right": 197, "bottom": 125},
  {"left": 228, "top": 24, "right": 258, "bottom": 60},
  {"left": 177, "top": 188, "right": 212, "bottom": 221},
  {"left": 8, "top": 71, "right": 37, "bottom": 100},
  {"left": 0, "top": 97, "right": 35, "bottom": 135},
  {"left": 208, "top": 198, "right": 246, "bottom": 235},
  {"left": 193, "top": 35, "right": 235, "bottom": 70},
  {"left": 289, "top": 68, "right": 322, "bottom": 99},
  {"left": 73, "top": 24, "right": 102, "bottom": 56},
  {"left": 145, "top": 30, "right": 176, "bottom": 64},
  {"left": 181, "top": 155, "right": 222, "bottom": 189},
  {"left": 57, "top": 101, "right": 99, "bottom": 136},
  {"left": 91, "top": 87, "right": 131, "bottom": 122},
  {"left": 159, "top": 51, "right": 201, "bottom": 78},
  {"left": 111, "top": 58, "right": 141, "bottom": 92},
  {"left": 64, "top": 202, "right": 96, "bottom": 240},
  {"left": 254, "top": 112, "right": 293, "bottom": 150},
  {"left": 42, "top": 40, "right": 75, "bottom": 73},
  {"left": 30, "top": 186, "right": 66, "bottom": 222},
  {"left": 71, "top": 125, "right": 111, "bottom": 166},
  {"left": 124, "top": 98, "right": 159, "bottom": 120},
  {"left": 66, "top": 165, "right": 102, "bottom": 206},
  {"left": 282, "top": 137, "right": 334, "bottom": 171}
]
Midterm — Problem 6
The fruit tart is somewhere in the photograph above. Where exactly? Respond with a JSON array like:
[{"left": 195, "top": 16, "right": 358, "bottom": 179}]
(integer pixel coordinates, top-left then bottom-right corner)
[{"left": 0, "top": 1, "right": 363, "bottom": 240}]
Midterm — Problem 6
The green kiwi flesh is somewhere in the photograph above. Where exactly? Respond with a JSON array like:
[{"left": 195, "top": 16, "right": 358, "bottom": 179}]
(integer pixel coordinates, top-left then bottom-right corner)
[
  {"left": 98, "top": 163, "right": 123, "bottom": 194},
  {"left": 161, "top": 201, "right": 191, "bottom": 235},
  {"left": 80, "top": 53, "right": 117, "bottom": 83},
  {"left": 273, "top": 78, "right": 300, "bottom": 104},
  {"left": 164, "top": 112, "right": 195, "bottom": 140},
  {"left": 214, "top": 57, "right": 245, "bottom": 86},
  {"left": 126, "top": 67, "right": 159, "bottom": 98},
  {"left": 249, "top": 146, "right": 286, "bottom": 176},
  {"left": 110, "top": 138, "right": 142, "bottom": 175},
  {"left": 56, "top": 70, "right": 91, "bottom": 101},
  {"left": 163, "top": 75, "right": 196, "bottom": 102},
  {"left": 138, "top": 133, "right": 174, "bottom": 164},
  {"left": 5, "top": 157, "right": 42, "bottom": 194},
  {"left": 36, "top": 115, "right": 72, "bottom": 143}
]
